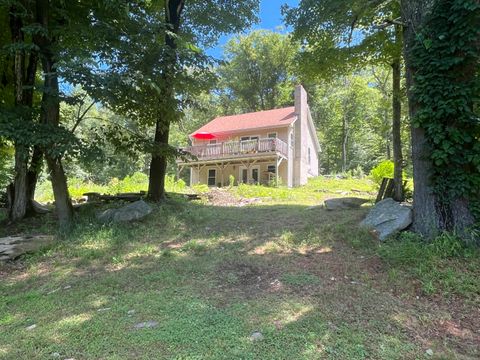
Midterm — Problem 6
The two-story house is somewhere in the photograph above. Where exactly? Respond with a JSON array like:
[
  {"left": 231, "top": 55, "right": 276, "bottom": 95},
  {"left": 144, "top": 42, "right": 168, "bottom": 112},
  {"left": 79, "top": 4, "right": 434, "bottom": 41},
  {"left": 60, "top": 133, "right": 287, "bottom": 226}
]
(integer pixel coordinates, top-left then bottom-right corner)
[{"left": 177, "top": 85, "right": 320, "bottom": 187}]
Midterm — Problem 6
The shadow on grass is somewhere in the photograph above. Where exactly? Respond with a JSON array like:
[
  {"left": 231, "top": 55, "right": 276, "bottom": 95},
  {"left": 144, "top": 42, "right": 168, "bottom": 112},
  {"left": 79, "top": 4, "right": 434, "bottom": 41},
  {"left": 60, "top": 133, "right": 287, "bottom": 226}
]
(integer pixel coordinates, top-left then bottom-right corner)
[{"left": 0, "top": 198, "right": 475, "bottom": 359}]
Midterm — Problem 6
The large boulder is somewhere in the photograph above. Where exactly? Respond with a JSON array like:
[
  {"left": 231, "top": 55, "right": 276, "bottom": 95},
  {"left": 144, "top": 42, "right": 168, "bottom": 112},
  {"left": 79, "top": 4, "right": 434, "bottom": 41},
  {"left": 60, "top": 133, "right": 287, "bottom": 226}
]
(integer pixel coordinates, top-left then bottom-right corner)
[
  {"left": 360, "top": 198, "right": 412, "bottom": 241},
  {"left": 324, "top": 197, "right": 370, "bottom": 210},
  {"left": 97, "top": 200, "right": 152, "bottom": 223}
]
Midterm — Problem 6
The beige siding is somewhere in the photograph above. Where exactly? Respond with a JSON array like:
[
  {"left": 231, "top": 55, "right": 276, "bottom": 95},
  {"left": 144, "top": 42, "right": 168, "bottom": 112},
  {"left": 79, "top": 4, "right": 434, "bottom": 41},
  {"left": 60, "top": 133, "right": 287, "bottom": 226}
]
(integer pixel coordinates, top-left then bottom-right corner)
[{"left": 191, "top": 161, "right": 288, "bottom": 187}]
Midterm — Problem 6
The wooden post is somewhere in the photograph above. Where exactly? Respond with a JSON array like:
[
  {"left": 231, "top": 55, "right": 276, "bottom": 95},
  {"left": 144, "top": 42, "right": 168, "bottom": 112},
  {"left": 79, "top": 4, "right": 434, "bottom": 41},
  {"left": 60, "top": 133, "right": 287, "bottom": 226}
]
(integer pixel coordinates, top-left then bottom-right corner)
[{"left": 275, "top": 156, "right": 279, "bottom": 187}]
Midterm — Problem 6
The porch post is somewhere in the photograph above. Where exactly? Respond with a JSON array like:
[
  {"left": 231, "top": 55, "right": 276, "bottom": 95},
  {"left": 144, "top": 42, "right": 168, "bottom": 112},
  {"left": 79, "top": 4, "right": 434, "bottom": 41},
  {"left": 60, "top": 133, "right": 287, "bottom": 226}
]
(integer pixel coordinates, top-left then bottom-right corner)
[{"left": 276, "top": 156, "right": 279, "bottom": 187}]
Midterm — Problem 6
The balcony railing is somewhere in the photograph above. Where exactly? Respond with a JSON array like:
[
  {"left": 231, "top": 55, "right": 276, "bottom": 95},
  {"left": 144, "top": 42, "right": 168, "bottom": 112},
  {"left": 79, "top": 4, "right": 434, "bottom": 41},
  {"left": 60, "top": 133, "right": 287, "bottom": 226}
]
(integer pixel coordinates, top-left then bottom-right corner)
[{"left": 180, "top": 138, "right": 288, "bottom": 162}]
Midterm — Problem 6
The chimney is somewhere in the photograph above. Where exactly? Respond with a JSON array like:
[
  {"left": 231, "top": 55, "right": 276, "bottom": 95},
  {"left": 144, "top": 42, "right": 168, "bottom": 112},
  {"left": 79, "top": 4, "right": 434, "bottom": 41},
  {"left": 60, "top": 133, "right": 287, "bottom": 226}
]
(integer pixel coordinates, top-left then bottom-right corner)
[{"left": 293, "top": 85, "right": 308, "bottom": 186}]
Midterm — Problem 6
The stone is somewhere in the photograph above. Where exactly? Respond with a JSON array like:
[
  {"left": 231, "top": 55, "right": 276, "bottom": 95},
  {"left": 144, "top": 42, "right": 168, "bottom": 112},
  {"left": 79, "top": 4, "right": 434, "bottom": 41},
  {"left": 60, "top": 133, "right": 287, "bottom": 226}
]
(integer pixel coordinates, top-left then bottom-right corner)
[
  {"left": 51, "top": 352, "right": 61, "bottom": 358},
  {"left": 133, "top": 320, "right": 158, "bottom": 329},
  {"left": 324, "top": 197, "right": 370, "bottom": 210},
  {"left": 26, "top": 324, "right": 37, "bottom": 330},
  {"left": 97, "top": 200, "right": 152, "bottom": 223},
  {"left": 32, "top": 200, "right": 52, "bottom": 214},
  {"left": 425, "top": 349, "right": 433, "bottom": 356},
  {"left": 250, "top": 331, "right": 263, "bottom": 341},
  {"left": 0, "top": 235, "right": 55, "bottom": 262},
  {"left": 360, "top": 198, "right": 412, "bottom": 241}
]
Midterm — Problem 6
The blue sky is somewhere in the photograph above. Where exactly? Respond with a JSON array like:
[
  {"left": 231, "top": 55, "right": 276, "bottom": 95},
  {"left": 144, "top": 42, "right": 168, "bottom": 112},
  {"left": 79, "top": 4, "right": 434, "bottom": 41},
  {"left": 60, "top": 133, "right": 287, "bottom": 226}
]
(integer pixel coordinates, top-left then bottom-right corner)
[{"left": 206, "top": 0, "right": 299, "bottom": 59}]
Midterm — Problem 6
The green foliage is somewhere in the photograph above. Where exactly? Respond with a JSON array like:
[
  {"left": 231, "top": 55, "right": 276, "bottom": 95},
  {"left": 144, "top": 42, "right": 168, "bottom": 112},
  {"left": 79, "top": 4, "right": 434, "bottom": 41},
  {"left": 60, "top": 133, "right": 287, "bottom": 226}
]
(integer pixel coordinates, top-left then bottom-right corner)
[
  {"left": 218, "top": 30, "right": 298, "bottom": 112},
  {"left": 284, "top": 0, "right": 402, "bottom": 79},
  {"left": 35, "top": 172, "right": 186, "bottom": 202},
  {"left": 310, "top": 73, "right": 392, "bottom": 173},
  {"left": 411, "top": 0, "right": 480, "bottom": 219},
  {"left": 370, "top": 160, "right": 394, "bottom": 185},
  {"left": 0, "top": 142, "right": 13, "bottom": 190}
]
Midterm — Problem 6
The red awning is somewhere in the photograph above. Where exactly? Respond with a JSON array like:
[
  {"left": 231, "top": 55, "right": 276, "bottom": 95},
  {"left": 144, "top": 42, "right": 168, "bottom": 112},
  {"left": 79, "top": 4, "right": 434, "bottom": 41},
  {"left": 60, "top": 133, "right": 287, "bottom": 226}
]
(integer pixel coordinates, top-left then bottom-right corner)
[{"left": 192, "top": 132, "right": 216, "bottom": 140}]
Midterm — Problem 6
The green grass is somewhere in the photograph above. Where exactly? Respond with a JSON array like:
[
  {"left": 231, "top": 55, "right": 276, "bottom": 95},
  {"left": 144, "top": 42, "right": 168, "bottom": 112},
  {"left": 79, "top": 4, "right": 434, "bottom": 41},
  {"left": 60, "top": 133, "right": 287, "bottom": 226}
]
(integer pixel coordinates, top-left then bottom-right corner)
[
  {"left": 378, "top": 232, "right": 480, "bottom": 299},
  {"left": 0, "top": 177, "right": 478, "bottom": 359},
  {"left": 35, "top": 172, "right": 186, "bottom": 203}
]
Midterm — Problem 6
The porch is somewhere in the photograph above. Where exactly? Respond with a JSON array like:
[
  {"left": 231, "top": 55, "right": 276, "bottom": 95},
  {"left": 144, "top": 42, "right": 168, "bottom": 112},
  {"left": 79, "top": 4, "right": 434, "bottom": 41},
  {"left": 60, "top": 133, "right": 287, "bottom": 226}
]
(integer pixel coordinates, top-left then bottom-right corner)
[{"left": 178, "top": 138, "right": 288, "bottom": 162}]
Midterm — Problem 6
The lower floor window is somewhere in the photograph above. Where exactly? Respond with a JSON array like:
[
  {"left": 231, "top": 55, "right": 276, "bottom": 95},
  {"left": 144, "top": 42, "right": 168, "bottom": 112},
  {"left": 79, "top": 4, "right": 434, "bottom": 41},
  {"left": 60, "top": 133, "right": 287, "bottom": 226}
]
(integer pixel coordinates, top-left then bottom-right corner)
[
  {"left": 208, "top": 169, "right": 216, "bottom": 186},
  {"left": 267, "top": 165, "right": 276, "bottom": 173}
]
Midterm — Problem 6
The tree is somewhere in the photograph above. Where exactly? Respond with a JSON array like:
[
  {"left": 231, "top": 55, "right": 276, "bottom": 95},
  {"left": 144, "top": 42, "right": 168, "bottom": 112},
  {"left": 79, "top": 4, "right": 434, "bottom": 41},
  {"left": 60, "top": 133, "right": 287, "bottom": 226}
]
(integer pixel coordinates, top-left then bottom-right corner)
[
  {"left": 284, "top": 0, "right": 406, "bottom": 200},
  {"left": 401, "top": 0, "right": 480, "bottom": 240},
  {"left": 218, "top": 30, "right": 298, "bottom": 112},
  {"left": 309, "top": 73, "right": 387, "bottom": 174},
  {"left": 68, "top": 0, "right": 259, "bottom": 201}
]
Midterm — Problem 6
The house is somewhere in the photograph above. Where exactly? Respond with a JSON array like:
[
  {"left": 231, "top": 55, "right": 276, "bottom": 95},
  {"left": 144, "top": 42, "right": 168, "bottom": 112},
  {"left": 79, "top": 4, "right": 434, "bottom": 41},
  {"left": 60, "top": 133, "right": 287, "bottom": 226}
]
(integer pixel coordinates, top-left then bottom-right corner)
[{"left": 177, "top": 85, "right": 320, "bottom": 187}]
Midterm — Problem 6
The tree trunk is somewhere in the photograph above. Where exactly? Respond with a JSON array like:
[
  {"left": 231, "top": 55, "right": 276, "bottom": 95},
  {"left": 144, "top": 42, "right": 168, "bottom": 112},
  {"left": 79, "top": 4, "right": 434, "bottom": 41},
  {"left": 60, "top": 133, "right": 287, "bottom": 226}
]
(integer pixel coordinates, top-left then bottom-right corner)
[
  {"left": 148, "top": 124, "right": 169, "bottom": 201},
  {"left": 8, "top": 5, "right": 28, "bottom": 221},
  {"left": 341, "top": 114, "right": 348, "bottom": 173},
  {"left": 401, "top": 0, "right": 441, "bottom": 237},
  {"left": 35, "top": 0, "right": 73, "bottom": 228},
  {"left": 147, "top": 0, "right": 185, "bottom": 201},
  {"left": 391, "top": 49, "right": 404, "bottom": 201}
]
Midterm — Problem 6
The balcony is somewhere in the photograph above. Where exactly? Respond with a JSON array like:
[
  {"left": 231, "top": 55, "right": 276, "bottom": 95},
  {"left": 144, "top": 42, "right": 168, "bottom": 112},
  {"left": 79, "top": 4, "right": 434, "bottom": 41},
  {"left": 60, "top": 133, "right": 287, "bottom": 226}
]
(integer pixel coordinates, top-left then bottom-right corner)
[{"left": 179, "top": 138, "right": 288, "bottom": 163}]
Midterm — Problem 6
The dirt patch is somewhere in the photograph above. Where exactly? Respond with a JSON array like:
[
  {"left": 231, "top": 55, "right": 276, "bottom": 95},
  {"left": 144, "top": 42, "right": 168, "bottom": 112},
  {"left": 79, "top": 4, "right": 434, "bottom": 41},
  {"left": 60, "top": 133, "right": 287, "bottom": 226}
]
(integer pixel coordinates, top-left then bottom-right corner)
[
  {"left": 206, "top": 188, "right": 261, "bottom": 207},
  {"left": 215, "top": 261, "right": 282, "bottom": 298}
]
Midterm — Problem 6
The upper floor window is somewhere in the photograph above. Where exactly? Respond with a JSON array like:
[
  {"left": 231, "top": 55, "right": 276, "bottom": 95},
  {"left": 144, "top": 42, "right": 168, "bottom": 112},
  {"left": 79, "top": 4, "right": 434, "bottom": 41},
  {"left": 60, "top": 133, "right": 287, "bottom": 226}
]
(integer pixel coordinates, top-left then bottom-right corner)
[
  {"left": 209, "top": 140, "right": 217, "bottom": 145},
  {"left": 268, "top": 133, "right": 277, "bottom": 139}
]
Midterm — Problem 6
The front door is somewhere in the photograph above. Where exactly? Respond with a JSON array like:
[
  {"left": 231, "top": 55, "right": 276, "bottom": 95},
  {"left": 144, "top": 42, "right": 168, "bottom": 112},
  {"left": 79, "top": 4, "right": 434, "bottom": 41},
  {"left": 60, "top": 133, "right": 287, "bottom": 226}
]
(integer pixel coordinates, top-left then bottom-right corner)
[{"left": 239, "top": 166, "right": 260, "bottom": 184}]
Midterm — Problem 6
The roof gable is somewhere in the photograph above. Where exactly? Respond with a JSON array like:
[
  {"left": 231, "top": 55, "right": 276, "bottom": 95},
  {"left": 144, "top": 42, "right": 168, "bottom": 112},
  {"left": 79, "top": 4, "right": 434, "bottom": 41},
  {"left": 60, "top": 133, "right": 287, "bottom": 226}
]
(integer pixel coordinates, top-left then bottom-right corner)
[{"left": 191, "top": 106, "right": 296, "bottom": 137}]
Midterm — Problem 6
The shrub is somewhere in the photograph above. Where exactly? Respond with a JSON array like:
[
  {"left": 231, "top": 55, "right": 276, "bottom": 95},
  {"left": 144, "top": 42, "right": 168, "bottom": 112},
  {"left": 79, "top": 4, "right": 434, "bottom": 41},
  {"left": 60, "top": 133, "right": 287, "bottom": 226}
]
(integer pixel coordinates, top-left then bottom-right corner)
[{"left": 370, "top": 160, "right": 394, "bottom": 185}]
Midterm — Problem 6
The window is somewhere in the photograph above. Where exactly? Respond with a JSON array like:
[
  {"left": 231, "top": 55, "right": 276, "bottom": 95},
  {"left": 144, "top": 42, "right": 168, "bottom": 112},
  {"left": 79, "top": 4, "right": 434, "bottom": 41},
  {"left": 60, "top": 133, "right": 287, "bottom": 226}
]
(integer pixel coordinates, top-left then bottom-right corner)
[
  {"left": 267, "top": 165, "right": 276, "bottom": 174},
  {"left": 241, "top": 136, "right": 250, "bottom": 141},
  {"left": 290, "top": 132, "right": 294, "bottom": 147},
  {"left": 207, "top": 169, "right": 216, "bottom": 186},
  {"left": 308, "top": 148, "right": 311, "bottom": 165},
  {"left": 268, "top": 133, "right": 277, "bottom": 139},
  {"left": 250, "top": 136, "right": 259, "bottom": 141},
  {"left": 209, "top": 140, "right": 217, "bottom": 144}
]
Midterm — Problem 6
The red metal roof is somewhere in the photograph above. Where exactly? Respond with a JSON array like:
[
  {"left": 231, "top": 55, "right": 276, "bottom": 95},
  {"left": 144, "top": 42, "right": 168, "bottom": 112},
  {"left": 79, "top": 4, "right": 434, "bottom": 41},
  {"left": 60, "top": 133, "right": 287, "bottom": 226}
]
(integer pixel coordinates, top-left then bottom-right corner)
[{"left": 190, "top": 106, "right": 296, "bottom": 137}]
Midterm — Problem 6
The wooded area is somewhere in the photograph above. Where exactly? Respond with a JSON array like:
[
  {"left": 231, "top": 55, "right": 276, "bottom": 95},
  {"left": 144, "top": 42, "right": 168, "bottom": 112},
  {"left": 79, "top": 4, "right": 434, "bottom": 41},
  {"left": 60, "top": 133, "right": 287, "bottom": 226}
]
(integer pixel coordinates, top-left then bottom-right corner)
[{"left": 0, "top": 0, "right": 479, "bottom": 241}]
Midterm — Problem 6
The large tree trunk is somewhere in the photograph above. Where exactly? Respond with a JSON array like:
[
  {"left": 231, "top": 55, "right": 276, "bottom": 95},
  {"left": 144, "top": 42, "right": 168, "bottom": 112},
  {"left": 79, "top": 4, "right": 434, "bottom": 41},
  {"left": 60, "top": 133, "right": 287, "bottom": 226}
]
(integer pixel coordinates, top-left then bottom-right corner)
[
  {"left": 8, "top": 5, "right": 28, "bottom": 221},
  {"left": 391, "top": 50, "right": 404, "bottom": 201},
  {"left": 35, "top": 0, "right": 73, "bottom": 228},
  {"left": 401, "top": 0, "right": 478, "bottom": 239},
  {"left": 8, "top": 5, "right": 41, "bottom": 221},
  {"left": 401, "top": 0, "right": 440, "bottom": 237},
  {"left": 147, "top": 0, "right": 185, "bottom": 201}
]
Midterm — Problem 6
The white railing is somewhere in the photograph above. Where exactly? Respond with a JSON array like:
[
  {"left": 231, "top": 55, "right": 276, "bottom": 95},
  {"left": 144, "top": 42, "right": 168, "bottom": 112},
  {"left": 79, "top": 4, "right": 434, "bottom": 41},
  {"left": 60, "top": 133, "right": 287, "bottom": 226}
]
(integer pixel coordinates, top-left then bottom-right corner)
[{"left": 182, "top": 138, "right": 288, "bottom": 161}]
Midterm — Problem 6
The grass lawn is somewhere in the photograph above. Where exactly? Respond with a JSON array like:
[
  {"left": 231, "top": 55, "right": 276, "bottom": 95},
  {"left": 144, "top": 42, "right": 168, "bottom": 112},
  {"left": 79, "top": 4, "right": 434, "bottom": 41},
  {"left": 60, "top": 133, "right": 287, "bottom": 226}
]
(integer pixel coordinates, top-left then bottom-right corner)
[{"left": 0, "top": 177, "right": 479, "bottom": 359}]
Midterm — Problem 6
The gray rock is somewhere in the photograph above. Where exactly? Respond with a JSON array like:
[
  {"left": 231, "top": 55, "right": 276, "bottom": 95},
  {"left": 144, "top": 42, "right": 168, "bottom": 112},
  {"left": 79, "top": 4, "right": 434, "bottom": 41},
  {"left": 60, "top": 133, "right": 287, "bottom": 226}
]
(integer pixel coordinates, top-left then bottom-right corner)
[
  {"left": 0, "top": 235, "right": 55, "bottom": 262},
  {"left": 250, "top": 331, "right": 263, "bottom": 341},
  {"left": 97, "top": 200, "right": 152, "bottom": 223},
  {"left": 360, "top": 198, "right": 412, "bottom": 241},
  {"left": 133, "top": 320, "right": 158, "bottom": 329},
  {"left": 324, "top": 197, "right": 370, "bottom": 210}
]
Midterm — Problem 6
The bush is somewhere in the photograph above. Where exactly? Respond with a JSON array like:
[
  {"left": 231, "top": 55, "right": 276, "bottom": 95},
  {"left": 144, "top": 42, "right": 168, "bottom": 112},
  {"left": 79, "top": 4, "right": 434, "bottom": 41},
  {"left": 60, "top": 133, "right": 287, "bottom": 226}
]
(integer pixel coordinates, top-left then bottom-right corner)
[{"left": 370, "top": 160, "right": 394, "bottom": 185}]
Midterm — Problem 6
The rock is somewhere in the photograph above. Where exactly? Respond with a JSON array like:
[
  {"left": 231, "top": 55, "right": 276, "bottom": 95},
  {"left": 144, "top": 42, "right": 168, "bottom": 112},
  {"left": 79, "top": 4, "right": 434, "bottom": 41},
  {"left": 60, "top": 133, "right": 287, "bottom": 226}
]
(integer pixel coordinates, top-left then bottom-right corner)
[
  {"left": 133, "top": 320, "right": 158, "bottom": 329},
  {"left": 324, "top": 197, "right": 370, "bottom": 210},
  {"left": 97, "top": 307, "right": 110, "bottom": 312},
  {"left": 26, "top": 324, "right": 37, "bottom": 330},
  {"left": 32, "top": 200, "right": 51, "bottom": 214},
  {"left": 97, "top": 200, "right": 152, "bottom": 223},
  {"left": 425, "top": 349, "right": 433, "bottom": 356},
  {"left": 250, "top": 331, "right": 263, "bottom": 341},
  {"left": 127, "top": 309, "right": 135, "bottom": 316},
  {"left": 360, "top": 198, "right": 412, "bottom": 241},
  {"left": 0, "top": 235, "right": 55, "bottom": 262},
  {"left": 51, "top": 352, "right": 61, "bottom": 358}
]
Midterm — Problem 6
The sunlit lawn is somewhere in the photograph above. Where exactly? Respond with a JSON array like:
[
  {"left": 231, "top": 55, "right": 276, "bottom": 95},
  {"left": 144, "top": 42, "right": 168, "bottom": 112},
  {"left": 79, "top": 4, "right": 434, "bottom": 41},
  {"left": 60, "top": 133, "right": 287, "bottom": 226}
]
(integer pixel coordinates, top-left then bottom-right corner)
[{"left": 0, "top": 177, "right": 478, "bottom": 359}]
